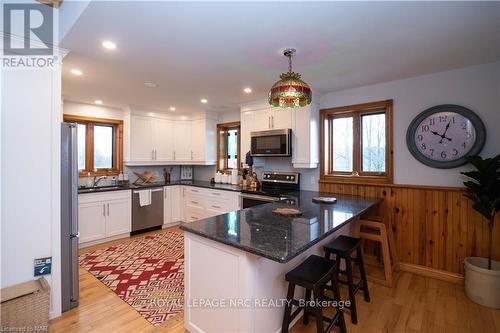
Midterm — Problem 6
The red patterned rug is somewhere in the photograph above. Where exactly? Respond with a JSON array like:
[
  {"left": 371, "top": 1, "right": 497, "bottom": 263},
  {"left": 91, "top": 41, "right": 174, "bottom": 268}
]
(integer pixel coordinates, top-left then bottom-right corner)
[{"left": 79, "top": 231, "right": 184, "bottom": 326}]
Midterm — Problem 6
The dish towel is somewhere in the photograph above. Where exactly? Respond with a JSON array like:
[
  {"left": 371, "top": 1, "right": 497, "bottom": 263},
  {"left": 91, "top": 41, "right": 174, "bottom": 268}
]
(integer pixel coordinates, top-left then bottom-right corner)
[{"left": 138, "top": 190, "right": 151, "bottom": 207}]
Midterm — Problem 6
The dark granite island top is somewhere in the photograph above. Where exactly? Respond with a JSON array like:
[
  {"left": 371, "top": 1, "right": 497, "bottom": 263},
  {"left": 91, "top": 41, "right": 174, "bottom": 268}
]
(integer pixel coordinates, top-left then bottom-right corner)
[{"left": 180, "top": 190, "right": 381, "bottom": 263}]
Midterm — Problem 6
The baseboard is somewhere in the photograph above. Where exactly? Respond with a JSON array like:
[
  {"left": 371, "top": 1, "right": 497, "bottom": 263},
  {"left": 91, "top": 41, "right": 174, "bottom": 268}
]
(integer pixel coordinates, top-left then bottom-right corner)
[{"left": 398, "top": 263, "right": 464, "bottom": 285}]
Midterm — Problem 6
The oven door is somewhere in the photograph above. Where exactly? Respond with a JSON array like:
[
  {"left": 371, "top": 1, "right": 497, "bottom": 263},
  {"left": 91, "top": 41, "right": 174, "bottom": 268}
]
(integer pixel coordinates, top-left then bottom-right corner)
[
  {"left": 250, "top": 129, "right": 291, "bottom": 156},
  {"left": 241, "top": 194, "right": 281, "bottom": 209}
]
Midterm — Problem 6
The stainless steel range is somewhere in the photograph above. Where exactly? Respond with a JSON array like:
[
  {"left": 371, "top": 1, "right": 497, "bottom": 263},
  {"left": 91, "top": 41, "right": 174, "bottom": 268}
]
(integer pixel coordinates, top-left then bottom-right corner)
[{"left": 240, "top": 171, "right": 300, "bottom": 208}]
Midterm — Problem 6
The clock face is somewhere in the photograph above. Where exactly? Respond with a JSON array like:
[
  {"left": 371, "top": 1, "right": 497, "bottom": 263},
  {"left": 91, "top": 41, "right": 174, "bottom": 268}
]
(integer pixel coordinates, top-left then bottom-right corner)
[
  {"left": 406, "top": 105, "right": 486, "bottom": 168},
  {"left": 414, "top": 111, "right": 476, "bottom": 161}
]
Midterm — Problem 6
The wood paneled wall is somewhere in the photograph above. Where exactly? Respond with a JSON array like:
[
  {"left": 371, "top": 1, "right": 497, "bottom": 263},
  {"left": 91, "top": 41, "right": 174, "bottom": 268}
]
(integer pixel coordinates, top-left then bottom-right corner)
[{"left": 319, "top": 182, "right": 500, "bottom": 275}]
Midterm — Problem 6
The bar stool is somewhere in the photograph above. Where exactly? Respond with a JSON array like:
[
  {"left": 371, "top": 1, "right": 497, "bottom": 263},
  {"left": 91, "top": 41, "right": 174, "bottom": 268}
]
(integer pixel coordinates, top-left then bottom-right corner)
[
  {"left": 282, "top": 255, "right": 346, "bottom": 333},
  {"left": 324, "top": 235, "right": 370, "bottom": 324},
  {"left": 353, "top": 218, "right": 398, "bottom": 287}
]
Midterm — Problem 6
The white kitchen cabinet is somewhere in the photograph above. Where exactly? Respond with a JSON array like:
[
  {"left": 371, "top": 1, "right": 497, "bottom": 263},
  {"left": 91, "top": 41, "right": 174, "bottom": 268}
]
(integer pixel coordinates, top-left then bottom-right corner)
[
  {"left": 173, "top": 120, "right": 192, "bottom": 162},
  {"left": 291, "top": 103, "right": 319, "bottom": 168},
  {"left": 190, "top": 118, "right": 216, "bottom": 164},
  {"left": 78, "top": 201, "right": 106, "bottom": 243},
  {"left": 240, "top": 99, "right": 318, "bottom": 169},
  {"left": 163, "top": 186, "right": 172, "bottom": 225},
  {"left": 153, "top": 119, "right": 174, "bottom": 162},
  {"left": 78, "top": 190, "right": 131, "bottom": 247},
  {"left": 183, "top": 186, "right": 240, "bottom": 222},
  {"left": 272, "top": 108, "right": 292, "bottom": 129},
  {"left": 130, "top": 115, "right": 154, "bottom": 162},
  {"left": 106, "top": 198, "right": 132, "bottom": 237},
  {"left": 171, "top": 185, "right": 183, "bottom": 222}
]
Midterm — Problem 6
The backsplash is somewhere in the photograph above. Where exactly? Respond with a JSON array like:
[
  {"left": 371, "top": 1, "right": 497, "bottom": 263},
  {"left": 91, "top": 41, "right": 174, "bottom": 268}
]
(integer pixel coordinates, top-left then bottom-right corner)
[{"left": 78, "top": 165, "right": 182, "bottom": 187}]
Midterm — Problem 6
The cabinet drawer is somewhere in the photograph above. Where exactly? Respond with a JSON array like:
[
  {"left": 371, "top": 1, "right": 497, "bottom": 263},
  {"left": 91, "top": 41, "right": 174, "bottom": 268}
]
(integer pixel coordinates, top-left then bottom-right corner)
[
  {"left": 206, "top": 189, "right": 234, "bottom": 201},
  {"left": 205, "top": 197, "right": 231, "bottom": 212},
  {"left": 184, "top": 194, "right": 204, "bottom": 209},
  {"left": 184, "top": 186, "right": 208, "bottom": 196},
  {"left": 185, "top": 205, "right": 207, "bottom": 222}
]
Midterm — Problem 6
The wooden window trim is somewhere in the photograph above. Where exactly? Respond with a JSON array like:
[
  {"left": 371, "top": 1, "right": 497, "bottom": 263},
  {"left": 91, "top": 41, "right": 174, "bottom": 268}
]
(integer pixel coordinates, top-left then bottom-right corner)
[
  {"left": 320, "top": 100, "right": 393, "bottom": 185},
  {"left": 216, "top": 121, "right": 241, "bottom": 173},
  {"left": 63, "top": 115, "right": 123, "bottom": 177}
]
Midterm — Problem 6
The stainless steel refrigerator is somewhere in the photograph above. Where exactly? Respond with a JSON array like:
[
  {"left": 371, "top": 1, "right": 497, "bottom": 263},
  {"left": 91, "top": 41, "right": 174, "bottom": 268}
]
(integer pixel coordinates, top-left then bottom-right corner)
[{"left": 61, "top": 122, "right": 79, "bottom": 311}]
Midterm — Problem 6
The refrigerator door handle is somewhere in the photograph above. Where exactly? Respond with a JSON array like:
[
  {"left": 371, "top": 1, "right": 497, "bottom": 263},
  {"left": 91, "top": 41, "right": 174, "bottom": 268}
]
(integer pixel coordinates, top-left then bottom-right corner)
[{"left": 70, "top": 237, "right": 79, "bottom": 304}]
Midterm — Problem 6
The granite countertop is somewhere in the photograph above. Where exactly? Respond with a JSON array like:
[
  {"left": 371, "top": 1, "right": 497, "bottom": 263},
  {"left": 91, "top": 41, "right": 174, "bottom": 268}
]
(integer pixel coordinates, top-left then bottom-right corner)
[
  {"left": 78, "top": 180, "right": 243, "bottom": 194},
  {"left": 180, "top": 191, "right": 381, "bottom": 263}
]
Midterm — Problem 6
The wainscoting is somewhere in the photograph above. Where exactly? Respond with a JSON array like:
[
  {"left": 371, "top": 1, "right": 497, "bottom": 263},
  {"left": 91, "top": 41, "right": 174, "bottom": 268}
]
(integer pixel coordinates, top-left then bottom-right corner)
[{"left": 319, "top": 181, "right": 500, "bottom": 276}]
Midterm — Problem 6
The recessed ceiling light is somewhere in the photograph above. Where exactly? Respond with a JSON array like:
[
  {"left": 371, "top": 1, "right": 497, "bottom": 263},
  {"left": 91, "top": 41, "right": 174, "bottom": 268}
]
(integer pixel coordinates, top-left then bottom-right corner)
[
  {"left": 169, "top": 107, "right": 176, "bottom": 111},
  {"left": 243, "top": 87, "right": 252, "bottom": 93},
  {"left": 144, "top": 82, "right": 157, "bottom": 88},
  {"left": 102, "top": 40, "right": 117, "bottom": 50},
  {"left": 94, "top": 100, "right": 103, "bottom": 105},
  {"left": 70, "top": 69, "right": 83, "bottom": 76},
  {"left": 200, "top": 99, "right": 208, "bottom": 104}
]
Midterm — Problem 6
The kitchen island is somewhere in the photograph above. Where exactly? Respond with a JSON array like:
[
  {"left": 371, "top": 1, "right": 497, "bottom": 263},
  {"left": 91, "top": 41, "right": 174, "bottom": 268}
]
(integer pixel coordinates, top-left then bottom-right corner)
[{"left": 180, "top": 191, "right": 381, "bottom": 333}]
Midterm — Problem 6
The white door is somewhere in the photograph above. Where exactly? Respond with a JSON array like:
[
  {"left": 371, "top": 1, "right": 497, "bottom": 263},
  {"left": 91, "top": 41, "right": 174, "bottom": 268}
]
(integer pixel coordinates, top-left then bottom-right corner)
[
  {"left": 163, "top": 186, "right": 172, "bottom": 225},
  {"left": 154, "top": 119, "right": 174, "bottom": 162},
  {"left": 78, "top": 201, "right": 106, "bottom": 243},
  {"left": 171, "top": 185, "right": 183, "bottom": 222},
  {"left": 174, "top": 121, "right": 192, "bottom": 161},
  {"left": 190, "top": 119, "right": 205, "bottom": 162},
  {"left": 252, "top": 109, "right": 272, "bottom": 131},
  {"left": 272, "top": 108, "right": 292, "bottom": 129},
  {"left": 130, "top": 116, "right": 154, "bottom": 162},
  {"left": 105, "top": 199, "right": 131, "bottom": 237}
]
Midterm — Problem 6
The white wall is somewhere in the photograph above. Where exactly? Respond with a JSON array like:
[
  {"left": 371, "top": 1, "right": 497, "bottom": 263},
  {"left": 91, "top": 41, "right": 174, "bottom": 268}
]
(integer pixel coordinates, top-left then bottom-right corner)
[
  {"left": 320, "top": 62, "right": 500, "bottom": 187},
  {"left": 1, "top": 63, "right": 63, "bottom": 318}
]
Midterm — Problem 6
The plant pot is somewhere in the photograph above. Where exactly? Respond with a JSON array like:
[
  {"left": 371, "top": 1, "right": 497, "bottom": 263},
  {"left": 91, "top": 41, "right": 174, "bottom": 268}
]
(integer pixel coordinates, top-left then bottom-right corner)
[{"left": 464, "top": 257, "right": 500, "bottom": 309}]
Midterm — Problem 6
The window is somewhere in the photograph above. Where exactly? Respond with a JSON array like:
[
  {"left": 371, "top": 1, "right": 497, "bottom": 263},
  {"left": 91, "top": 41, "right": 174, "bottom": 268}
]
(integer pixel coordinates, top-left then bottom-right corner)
[
  {"left": 320, "top": 100, "right": 393, "bottom": 184},
  {"left": 217, "top": 122, "right": 241, "bottom": 172},
  {"left": 63, "top": 115, "right": 123, "bottom": 176}
]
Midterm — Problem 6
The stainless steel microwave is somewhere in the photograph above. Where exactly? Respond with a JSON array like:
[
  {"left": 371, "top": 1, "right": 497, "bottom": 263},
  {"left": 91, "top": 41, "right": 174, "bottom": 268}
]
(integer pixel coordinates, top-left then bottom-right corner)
[{"left": 250, "top": 129, "right": 292, "bottom": 157}]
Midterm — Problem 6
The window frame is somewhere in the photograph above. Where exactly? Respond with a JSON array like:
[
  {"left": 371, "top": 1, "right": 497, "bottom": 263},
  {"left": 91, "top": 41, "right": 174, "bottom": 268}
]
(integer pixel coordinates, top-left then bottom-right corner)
[
  {"left": 320, "top": 100, "right": 393, "bottom": 185},
  {"left": 216, "top": 121, "right": 241, "bottom": 173},
  {"left": 63, "top": 115, "right": 123, "bottom": 177}
]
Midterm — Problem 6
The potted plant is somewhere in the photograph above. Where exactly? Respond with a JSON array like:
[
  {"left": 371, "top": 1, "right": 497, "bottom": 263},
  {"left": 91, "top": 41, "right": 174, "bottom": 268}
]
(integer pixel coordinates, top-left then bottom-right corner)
[{"left": 461, "top": 154, "right": 500, "bottom": 309}]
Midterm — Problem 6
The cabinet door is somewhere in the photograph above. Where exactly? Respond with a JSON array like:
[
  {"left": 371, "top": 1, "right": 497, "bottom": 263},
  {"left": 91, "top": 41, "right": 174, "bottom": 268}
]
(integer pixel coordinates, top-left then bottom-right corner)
[
  {"left": 163, "top": 186, "right": 172, "bottom": 225},
  {"left": 272, "top": 108, "right": 292, "bottom": 129},
  {"left": 171, "top": 186, "right": 182, "bottom": 222},
  {"left": 190, "top": 119, "right": 205, "bottom": 162},
  {"left": 174, "top": 121, "right": 192, "bottom": 161},
  {"left": 78, "top": 201, "right": 106, "bottom": 243},
  {"left": 130, "top": 116, "right": 154, "bottom": 162},
  {"left": 240, "top": 111, "right": 254, "bottom": 158},
  {"left": 106, "top": 199, "right": 131, "bottom": 237},
  {"left": 252, "top": 109, "right": 272, "bottom": 131},
  {"left": 154, "top": 119, "right": 174, "bottom": 162}
]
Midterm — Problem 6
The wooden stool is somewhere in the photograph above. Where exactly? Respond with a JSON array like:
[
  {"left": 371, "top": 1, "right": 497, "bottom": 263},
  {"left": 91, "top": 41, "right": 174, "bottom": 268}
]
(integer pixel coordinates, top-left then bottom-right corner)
[
  {"left": 353, "top": 218, "right": 398, "bottom": 288},
  {"left": 282, "top": 255, "right": 347, "bottom": 333},
  {"left": 324, "top": 236, "right": 370, "bottom": 325}
]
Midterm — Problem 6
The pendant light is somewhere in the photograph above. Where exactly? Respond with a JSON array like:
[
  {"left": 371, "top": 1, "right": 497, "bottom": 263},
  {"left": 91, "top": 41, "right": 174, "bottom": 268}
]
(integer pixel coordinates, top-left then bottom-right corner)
[{"left": 268, "top": 48, "right": 312, "bottom": 108}]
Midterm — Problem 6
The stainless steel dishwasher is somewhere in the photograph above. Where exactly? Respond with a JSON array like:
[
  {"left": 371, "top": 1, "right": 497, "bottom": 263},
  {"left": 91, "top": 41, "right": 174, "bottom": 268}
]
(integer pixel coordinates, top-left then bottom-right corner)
[{"left": 132, "top": 186, "right": 164, "bottom": 233}]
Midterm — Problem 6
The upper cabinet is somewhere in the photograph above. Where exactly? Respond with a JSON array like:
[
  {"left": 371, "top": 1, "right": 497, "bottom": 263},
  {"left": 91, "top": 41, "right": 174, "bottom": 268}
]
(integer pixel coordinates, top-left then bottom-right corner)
[
  {"left": 240, "top": 100, "right": 318, "bottom": 169},
  {"left": 252, "top": 108, "right": 292, "bottom": 131},
  {"left": 125, "top": 113, "right": 216, "bottom": 166}
]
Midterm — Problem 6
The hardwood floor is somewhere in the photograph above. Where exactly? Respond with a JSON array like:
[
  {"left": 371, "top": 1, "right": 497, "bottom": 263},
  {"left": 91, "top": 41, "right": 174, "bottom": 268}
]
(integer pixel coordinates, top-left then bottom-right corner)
[{"left": 50, "top": 228, "right": 500, "bottom": 333}]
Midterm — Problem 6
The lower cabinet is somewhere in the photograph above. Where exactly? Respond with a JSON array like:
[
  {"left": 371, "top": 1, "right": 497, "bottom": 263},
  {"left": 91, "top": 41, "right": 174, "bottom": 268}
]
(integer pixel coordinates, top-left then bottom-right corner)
[
  {"left": 78, "top": 190, "right": 131, "bottom": 246},
  {"left": 163, "top": 185, "right": 184, "bottom": 226},
  {"left": 183, "top": 186, "right": 240, "bottom": 222}
]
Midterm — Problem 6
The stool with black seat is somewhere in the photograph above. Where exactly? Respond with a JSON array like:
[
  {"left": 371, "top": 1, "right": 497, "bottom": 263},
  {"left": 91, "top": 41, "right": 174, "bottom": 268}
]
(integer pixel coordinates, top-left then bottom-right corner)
[
  {"left": 282, "top": 255, "right": 346, "bottom": 333},
  {"left": 324, "top": 235, "right": 370, "bottom": 325}
]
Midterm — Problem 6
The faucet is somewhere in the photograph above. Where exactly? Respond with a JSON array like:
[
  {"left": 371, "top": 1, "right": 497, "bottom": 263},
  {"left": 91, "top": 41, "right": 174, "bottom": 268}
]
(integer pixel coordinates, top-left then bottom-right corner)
[{"left": 93, "top": 176, "right": 107, "bottom": 187}]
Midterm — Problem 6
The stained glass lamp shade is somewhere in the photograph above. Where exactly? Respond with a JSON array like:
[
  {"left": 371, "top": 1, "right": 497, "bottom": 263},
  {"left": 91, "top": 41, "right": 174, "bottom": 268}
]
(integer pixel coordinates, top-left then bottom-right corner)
[{"left": 268, "top": 48, "right": 312, "bottom": 108}]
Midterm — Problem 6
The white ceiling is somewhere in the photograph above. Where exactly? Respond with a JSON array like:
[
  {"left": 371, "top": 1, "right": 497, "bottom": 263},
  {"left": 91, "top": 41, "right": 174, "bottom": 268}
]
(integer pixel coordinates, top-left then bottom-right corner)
[{"left": 60, "top": 1, "right": 500, "bottom": 113}]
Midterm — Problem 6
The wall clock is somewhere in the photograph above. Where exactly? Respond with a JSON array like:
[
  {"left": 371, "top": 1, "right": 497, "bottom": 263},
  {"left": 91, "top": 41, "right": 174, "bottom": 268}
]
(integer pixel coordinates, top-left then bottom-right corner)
[{"left": 406, "top": 104, "right": 486, "bottom": 168}]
